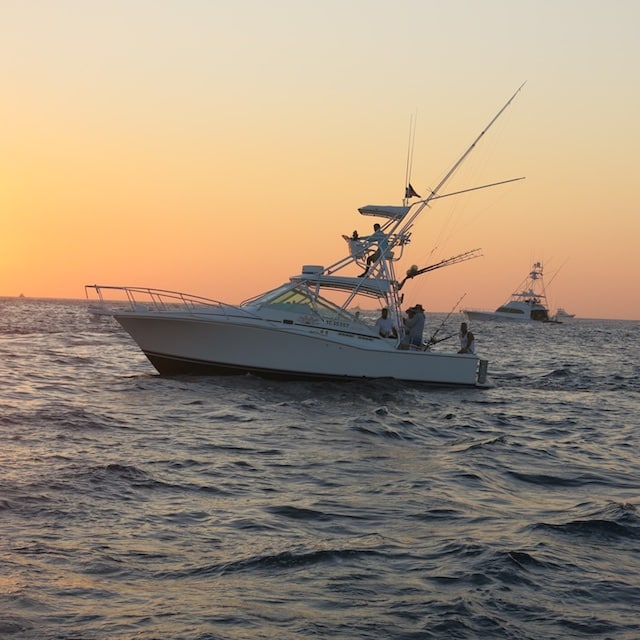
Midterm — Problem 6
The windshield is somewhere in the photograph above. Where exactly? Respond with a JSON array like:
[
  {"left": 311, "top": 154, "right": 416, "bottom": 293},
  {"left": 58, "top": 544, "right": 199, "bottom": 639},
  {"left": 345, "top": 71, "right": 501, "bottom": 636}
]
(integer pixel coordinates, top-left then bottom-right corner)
[{"left": 243, "top": 283, "right": 355, "bottom": 321}]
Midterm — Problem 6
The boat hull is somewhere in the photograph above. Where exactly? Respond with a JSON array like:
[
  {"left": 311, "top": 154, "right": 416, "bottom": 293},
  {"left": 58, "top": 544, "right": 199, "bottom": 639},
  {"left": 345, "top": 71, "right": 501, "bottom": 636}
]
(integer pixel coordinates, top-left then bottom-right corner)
[{"left": 115, "top": 312, "right": 487, "bottom": 387}]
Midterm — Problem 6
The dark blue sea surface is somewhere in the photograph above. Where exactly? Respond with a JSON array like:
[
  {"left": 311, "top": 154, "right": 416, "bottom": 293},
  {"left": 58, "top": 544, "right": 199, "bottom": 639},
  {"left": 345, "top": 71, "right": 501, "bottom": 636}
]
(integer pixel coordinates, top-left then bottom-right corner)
[{"left": 1, "top": 298, "right": 639, "bottom": 639}]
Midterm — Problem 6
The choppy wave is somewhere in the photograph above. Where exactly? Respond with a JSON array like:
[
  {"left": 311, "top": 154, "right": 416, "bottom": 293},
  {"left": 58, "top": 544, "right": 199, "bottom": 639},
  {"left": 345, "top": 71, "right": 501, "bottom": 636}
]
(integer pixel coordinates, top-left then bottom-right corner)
[{"left": 1, "top": 300, "right": 639, "bottom": 639}]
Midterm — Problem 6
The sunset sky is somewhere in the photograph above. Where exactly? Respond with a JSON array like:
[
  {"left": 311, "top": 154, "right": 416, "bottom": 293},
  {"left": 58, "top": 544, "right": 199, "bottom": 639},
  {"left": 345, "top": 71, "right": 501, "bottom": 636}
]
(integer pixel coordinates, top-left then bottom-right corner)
[{"left": 2, "top": 0, "right": 639, "bottom": 320}]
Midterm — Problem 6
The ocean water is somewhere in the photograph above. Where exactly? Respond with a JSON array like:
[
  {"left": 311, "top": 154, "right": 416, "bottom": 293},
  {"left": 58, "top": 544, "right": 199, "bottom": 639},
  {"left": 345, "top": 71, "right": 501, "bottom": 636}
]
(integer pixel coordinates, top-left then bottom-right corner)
[{"left": 1, "top": 297, "right": 639, "bottom": 640}]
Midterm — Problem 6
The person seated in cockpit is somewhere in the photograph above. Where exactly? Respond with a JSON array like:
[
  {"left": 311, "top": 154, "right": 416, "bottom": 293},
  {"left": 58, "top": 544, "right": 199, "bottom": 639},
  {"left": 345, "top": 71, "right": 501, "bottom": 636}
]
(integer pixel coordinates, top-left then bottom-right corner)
[{"left": 374, "top": 307, "right": 397, "bottom": 338}]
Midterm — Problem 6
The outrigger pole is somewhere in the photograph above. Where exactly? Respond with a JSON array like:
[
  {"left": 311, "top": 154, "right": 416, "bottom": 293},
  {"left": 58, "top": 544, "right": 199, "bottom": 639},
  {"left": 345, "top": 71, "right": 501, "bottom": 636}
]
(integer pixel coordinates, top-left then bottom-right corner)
[
  {"left": 423, "top": 82, "right": 526, "bottom": 203},
  {"left": 428, "top": 177, "right": 525, "bottom": 202},
  {"left": 389, "top": 82, "right": 527, "bottom": 242}
]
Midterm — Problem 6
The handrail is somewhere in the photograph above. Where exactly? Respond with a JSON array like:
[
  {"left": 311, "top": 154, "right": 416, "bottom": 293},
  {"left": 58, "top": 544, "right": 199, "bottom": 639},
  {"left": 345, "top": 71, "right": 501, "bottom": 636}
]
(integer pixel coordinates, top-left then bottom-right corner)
[{"left": 84, "top": 284, "right": 258, "bottom": 317}]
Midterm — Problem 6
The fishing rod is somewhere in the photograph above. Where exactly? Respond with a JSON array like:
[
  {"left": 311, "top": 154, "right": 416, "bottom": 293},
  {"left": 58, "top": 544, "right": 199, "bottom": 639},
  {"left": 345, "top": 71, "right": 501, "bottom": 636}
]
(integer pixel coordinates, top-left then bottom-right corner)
[
  {"left": 398, "top": 249, "right": 482, "bottom": 290},
  {"left": 425, "top": 293, "right": 466, "bottom": 349},
  {"left": 427, "top": 332, "right": 458, "bottom": 346}
]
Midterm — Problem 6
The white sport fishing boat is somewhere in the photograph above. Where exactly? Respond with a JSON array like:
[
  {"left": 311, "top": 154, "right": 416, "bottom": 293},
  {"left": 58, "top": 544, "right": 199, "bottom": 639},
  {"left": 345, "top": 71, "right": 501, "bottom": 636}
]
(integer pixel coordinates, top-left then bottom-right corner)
[
  {"left": 464, "top": 261, "right": 558, "bottom": 323},
  {"left": 86, "top": 86, "right": 525, "bottom": 387}
]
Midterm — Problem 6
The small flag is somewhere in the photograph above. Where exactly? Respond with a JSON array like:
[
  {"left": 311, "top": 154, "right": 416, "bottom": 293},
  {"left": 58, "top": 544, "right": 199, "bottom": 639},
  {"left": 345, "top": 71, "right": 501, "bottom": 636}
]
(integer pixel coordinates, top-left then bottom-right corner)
[{"left": 405, "top": 183, "right": 420, "bottom": 199}]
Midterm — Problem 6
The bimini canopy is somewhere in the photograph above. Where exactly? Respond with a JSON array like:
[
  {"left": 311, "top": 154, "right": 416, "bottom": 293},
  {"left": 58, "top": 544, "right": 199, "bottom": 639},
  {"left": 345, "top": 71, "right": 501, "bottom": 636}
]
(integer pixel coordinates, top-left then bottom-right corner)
[
  {"left": 289, "top": 273, "right": 391, "bottom": 296},
  {"left": 358, "top": 205, "right": 410, "bottom": 220}
]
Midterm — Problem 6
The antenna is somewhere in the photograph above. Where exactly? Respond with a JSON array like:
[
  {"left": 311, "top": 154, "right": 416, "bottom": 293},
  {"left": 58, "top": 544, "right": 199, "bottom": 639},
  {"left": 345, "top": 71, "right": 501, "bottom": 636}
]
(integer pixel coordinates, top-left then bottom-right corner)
[{"left": 403, "top": 112, "right": 417, "bottom": 206}]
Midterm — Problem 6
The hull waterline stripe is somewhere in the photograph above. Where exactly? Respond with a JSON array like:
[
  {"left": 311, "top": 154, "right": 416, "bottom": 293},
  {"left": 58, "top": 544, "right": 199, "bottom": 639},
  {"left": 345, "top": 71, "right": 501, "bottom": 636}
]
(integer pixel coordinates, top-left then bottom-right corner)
[{"left": 143, "top": 351, "right": 482, "bottom": 387}]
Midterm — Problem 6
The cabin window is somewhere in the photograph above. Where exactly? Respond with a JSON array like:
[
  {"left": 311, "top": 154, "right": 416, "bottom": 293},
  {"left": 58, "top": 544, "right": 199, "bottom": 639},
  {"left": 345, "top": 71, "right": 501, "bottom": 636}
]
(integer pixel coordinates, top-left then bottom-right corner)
[
  {"left": 496, "top": 306, "right": 524, "bottom": 314},
  {"left": 531, "top": 309, "right": 549, "bottom": 321}
]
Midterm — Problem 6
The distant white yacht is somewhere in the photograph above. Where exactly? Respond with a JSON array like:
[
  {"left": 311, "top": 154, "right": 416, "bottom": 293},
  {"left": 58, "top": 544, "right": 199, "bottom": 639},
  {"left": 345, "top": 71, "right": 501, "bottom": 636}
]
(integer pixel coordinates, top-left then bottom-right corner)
[{"left": 464, "top": 262, "right": 559, "bottom": 323}]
